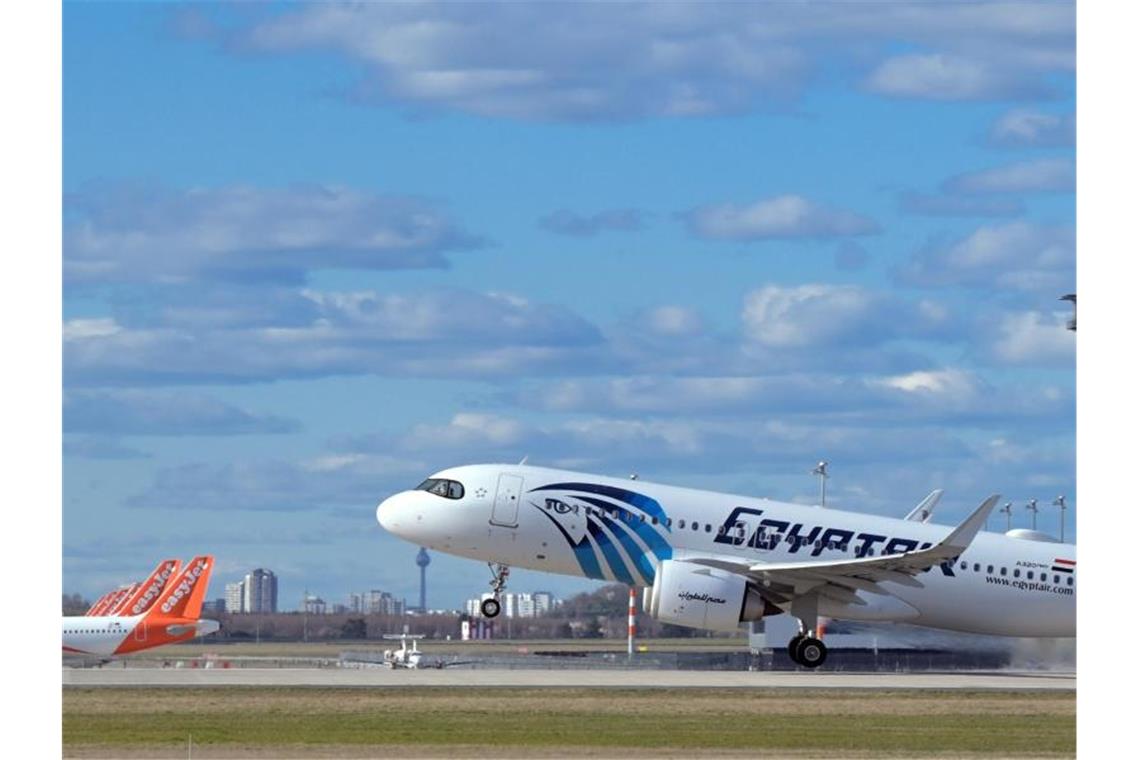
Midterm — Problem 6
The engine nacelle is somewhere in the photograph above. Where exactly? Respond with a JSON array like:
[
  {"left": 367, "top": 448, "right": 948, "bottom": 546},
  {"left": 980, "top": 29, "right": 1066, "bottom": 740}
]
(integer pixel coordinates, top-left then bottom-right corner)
[{"left": 645, "top": 559, "right": 780, "bottom": 632}]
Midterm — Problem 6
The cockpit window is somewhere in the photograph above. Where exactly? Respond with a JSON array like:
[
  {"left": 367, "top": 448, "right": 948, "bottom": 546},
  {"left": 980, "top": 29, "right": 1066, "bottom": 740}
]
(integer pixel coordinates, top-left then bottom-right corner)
[{"left": 415, "top": 478, "right": 465, "bottom": 500}]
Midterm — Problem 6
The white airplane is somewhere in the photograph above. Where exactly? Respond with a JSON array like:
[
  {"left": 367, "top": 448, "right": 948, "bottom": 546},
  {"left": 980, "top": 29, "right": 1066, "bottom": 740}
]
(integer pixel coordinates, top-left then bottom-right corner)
[
  {"left": 63, "top": 556, "right": 220, "bottom": 657},
  {"left": 377, "top": 464, "right": 1075, "bottom": 668},
  {"left": 381, "top": 633, "right": 424, "bottom": 669}
]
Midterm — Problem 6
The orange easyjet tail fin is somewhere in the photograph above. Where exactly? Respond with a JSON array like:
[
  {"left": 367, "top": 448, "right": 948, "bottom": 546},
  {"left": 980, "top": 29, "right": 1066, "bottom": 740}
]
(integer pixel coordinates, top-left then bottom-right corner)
[
  {"left": 149, "top": 556, "right": 213, "bottom": 619},
  {"left": 90, "top": 587, "right": 130, "bottom": 616},
  {"left": 105, "top": 583, "right": 140, "bottom": 616},
  {"left": 117, "top": 559, "right": 181, "bottom": 617},
  {"left": 86, "top": 591, "right": 115, "bottom": 616}
]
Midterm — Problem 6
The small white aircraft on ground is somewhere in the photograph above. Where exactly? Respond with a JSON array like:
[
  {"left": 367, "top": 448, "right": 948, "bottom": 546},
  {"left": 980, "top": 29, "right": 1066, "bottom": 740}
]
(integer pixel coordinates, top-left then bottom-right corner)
[
  {"left": 381, "top": 633, "right": 424, "bottom": 669},
  {"left": 378, "top": 464, "right": 1075, "bottom": 668}
]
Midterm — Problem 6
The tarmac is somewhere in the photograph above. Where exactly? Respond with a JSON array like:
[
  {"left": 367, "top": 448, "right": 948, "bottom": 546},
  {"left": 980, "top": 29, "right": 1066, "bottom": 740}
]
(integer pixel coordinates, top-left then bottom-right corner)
[{"left": 63, "top": 667, "right": 1075, "bottom": 690}]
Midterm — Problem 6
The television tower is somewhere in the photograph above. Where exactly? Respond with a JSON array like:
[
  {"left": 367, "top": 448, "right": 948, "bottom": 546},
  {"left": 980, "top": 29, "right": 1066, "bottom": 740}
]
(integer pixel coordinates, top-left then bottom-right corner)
[{"left": 416, "top": 547, "right": 431, "bottom": 612}]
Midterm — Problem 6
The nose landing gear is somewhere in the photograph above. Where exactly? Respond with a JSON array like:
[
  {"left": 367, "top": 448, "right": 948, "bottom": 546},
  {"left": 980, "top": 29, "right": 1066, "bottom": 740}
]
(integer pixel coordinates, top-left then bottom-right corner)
[{"left": 480, "top": 563, "right": 511, "bottom": 619}]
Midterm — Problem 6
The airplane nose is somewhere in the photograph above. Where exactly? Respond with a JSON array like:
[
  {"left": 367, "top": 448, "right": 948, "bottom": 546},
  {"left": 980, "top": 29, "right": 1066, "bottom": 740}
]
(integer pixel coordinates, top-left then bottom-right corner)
[{"left": 376, "top": 493, "right": 404, "bottom": 534}]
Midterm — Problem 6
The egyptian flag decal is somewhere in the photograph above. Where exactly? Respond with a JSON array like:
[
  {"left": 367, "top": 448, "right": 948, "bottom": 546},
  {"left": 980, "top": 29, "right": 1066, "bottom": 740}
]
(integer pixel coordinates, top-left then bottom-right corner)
[{"left": 1052, "top": 558, "right": 1075, "bottom": 573}]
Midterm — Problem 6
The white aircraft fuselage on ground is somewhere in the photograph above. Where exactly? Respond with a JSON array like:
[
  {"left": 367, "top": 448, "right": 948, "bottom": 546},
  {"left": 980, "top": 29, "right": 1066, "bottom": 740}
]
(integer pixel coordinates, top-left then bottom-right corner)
[{"left": 377, "top": 464, "right": 1074, "bottom": 666}]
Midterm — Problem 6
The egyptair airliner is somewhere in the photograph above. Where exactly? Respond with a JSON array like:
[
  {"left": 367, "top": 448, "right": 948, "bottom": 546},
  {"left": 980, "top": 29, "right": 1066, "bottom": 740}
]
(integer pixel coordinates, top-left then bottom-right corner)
[
  {"left": 62, "top": 556, "right": 220, "bottom": 657},
  {"left": 377, "top": 464, "right": 1075, "bottom": 668}
]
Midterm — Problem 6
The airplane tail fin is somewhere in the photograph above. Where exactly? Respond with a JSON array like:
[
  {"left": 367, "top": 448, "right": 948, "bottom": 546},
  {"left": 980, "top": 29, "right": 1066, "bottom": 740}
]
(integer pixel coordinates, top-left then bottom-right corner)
[
  {"left": 119, "top": 559, "right": 181, "bottom": 617},
  {"left": 148, "top": 556, "right": 213, "bottom": 620},
  {"left": 105, "top": 583, "right": 140, "bottom": 616},
  {"left": 86, "top": 591, "right": 115, "bottom": 616}
]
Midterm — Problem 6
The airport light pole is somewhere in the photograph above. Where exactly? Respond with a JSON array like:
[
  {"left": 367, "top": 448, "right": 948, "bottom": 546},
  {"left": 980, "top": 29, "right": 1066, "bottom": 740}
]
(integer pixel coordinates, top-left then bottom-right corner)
[
  {"left": 1053, "top": 495, "right": 1067, "bottom": 542},
  {"left": 812, "top": 461, "right": 829, "bottom": 507},
  {"left": 1026, "top": 499, "right": 1039, "bottom": 531},
  {"left": 628, "top": 587, "right": 637, "bottom": 659},
  {"left": 999, "top": 502, "right": 1013, "bottom": 532}
]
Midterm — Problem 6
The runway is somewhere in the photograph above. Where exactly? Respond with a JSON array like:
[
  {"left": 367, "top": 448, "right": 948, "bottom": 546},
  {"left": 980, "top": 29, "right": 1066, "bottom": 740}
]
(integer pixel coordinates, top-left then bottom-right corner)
[{"left": 63, "top": 666, "right": 1074, "bottom": 690}]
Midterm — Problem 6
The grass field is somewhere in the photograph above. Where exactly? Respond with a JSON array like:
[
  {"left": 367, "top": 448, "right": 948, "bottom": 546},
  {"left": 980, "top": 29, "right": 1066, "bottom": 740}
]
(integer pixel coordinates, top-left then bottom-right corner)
[{"left": 63, "top": 687, "right": 1075, "bottom": 758}]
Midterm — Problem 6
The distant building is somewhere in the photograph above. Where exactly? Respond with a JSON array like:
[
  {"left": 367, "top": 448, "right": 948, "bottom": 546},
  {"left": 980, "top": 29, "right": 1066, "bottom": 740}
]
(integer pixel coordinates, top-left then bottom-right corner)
[
  {"left": 503, "top": 593, "right": 536, "bottom": 619},
  {"left": 533, "top": 591, "right": 555, "bottom": 616},
  {"left": 302, "top": 595, "right": 326, "bottom": 615},
  {"left": 348, "top": 593, "right": 364, "bottom": 614},
  {"left": 225, "top": 582, "right": 244, "bottom": 613},
  {"left": 465, "top": 591, "right": 559, "bottom": 618},
  {"left": 243, "top": 568, "right": 278, "bottom": 613},
  {"left": 367, "top": 590, "right": 405, "bottom": 616},
  {"left": 201, "top": 598, "right": 226, "bottom": 614}
]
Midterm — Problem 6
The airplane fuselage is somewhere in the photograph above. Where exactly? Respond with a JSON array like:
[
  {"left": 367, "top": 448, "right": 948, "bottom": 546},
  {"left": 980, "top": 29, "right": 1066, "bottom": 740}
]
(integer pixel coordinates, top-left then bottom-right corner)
[
  {"left": 377, "top": 464, "right": 1075, "bottom": 638},
  {"left": 62, "top": 614, "right": 220, "bottom": 656}
]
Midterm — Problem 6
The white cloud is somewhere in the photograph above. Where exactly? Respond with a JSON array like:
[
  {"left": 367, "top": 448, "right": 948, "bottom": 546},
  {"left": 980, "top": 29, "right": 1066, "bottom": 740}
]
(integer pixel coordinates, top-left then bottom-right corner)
[
  {"left": 65, "top": 183, "right": 482, "bottom": 285},
  {"left": 988, "top": 109, "right": 1075, "bottom": 147},
  {"left": 63, "top": 318, "right": 121, "bottom": 340},
  {"left": 686, "top": 195, "right": 879, "bottom": 241},
  {"left": 740, "top": 284, "right": 947, "bottom": 349},
  {"left": 877, "top": 369, "right": 980, "bottom": 398},
  {"left": 214, "top": 2, "right": 1072, "bottom": 120},
  {"left": 640, "top": 306, "right": 704, "bottom": 337},
  {"left": 984, "top": 310, "right": 1075, "bottom": 366},
  {"left": 63, "top": 289, "right": 604, "bottom": 386},
  {"left": 64, "top": 390, "right": 300, "bottom": 436},
  {"left": 898, "top": 222, "right": 1074, "bottom": 292},
  {"left": 943, "top": 158, "right": 1074, "bottom": 195},
  {"left": 864, "top": 53, "right": 1044, "bottom": 100}
]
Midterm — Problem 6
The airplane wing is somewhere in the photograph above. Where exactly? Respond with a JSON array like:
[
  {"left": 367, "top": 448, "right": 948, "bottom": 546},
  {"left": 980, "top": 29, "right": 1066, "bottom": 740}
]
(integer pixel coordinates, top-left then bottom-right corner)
[
  {"left": 684, "top": 494, "right": 999, "bottom": 606},
  {"left": 904, "top": 489, "right": 943, "bottom": 523}
]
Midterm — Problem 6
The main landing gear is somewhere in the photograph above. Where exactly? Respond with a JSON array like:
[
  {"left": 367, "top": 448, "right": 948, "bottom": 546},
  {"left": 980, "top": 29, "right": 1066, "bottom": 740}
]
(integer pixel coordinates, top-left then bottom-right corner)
[
  {"left": 479, "top": 563, "right": 511, "bottom": 619},
  {"left": 787, "top": 592, "right": 828, "bottom": 669},
  {"left": 787, "top": 633, "right": 828, "bottom": 668}
]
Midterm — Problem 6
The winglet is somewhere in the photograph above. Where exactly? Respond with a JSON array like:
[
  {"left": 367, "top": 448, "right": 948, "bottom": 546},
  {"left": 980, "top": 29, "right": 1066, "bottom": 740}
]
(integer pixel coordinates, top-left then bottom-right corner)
[
  {"left": 904, "top": 489, "right": 944, "bottom": 523},
  {"left": 149, "top": 556, "right": 213, "bottom": 619},
  {"left": 941, "top": 494, "right": 1000, "bottom": 552}
]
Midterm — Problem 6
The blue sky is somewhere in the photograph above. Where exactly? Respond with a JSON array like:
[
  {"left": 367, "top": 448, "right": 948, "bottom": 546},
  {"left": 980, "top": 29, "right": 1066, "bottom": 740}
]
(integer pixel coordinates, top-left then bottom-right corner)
[{"left": 62, "top": 1, "right": 1076, "bottom": 611}]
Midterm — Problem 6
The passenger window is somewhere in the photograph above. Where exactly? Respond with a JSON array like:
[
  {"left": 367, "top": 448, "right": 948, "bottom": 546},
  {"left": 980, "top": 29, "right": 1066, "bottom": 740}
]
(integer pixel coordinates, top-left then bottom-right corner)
[
  {"left": 987, "top": 565, "right": 994, "bottom": 574},
  {"left": 960, "top": 562, "right": 967, "bottom": 570},
  {"left": 717, "top": 525, "right": 726, "bottom": 535},
  {"left": 1054, "top": 575, "right": 1060, "bottom": 584},
  {"left": 692, "top": 522, "right": 699, "bottom": 531},
  {"left": 666, "top": 518, "right": 672, "bottom": 528},
  {"left": 973, "top": 563, "right": 980, "bottom": 572},
  {"left": 705, "top": 523, "right": 711, "bottom": 533},
  {"left": 1013, "top": 569, "right": 1021, "bottom": 578},
  {"left": 1027, "top": 571, "right": 1034, "bottom": 580},
  {"left": 651, "top": 516, "right": 658, "bottom": 525},
  {"left": 1067, "top": 577, "right": 1073, "bottom": 586},
  {"left": 678, "top": 519, "right": 686, "bottom": 529},
  {"left": 1000, "top": 567, "right": 1007, "bottom": 576}
]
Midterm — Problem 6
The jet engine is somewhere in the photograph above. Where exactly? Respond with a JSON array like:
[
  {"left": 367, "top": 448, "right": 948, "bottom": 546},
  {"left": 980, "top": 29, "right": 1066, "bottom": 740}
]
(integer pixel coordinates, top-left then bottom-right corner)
[{"left": 644, "top": 559, "right": 780, "bottom": 632}]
